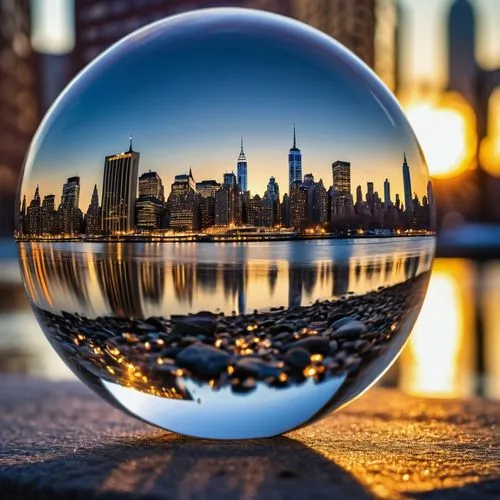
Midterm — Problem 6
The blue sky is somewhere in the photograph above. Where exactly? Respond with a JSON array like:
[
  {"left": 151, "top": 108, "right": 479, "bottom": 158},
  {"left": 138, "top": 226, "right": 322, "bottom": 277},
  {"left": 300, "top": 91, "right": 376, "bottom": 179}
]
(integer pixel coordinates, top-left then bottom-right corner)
[{"left": 23, "top": 9, "right": 428, "bottom": 209}]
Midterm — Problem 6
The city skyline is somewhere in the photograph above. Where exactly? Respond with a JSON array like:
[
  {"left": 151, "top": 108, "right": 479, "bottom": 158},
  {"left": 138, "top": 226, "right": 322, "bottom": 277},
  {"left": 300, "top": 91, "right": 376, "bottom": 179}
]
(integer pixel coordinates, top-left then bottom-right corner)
[
  {"left": 18, "top": 131, "right": 433, "bottom": 239},
  {"left": 24, "top": 128, "right": 428, "bottom": 212},
  {"left": 20, "top": 135, "right": 429, "bottom": 212},
  {"left": 21, "top": 12, "right": 428, "bottom": 211}
]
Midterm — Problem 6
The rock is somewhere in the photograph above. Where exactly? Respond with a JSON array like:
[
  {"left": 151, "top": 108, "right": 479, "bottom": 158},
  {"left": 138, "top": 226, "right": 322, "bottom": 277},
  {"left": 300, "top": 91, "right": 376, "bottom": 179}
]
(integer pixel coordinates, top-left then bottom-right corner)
[
  {"left": 332, "top": 320, "right": 367, "bottom": 340},
  {"left": 268, "top": 323, "right": 295, "bottom": 335},
  {"left": 284, "top": 348, "right": 311, "bottom": 370},
  {"left": 176, "top": 344, "right": 231, "bottom": 380},
  {"left": 171, "top": 316, "right": 216, "bottom": 337},
  {"left": 288, "top": 336, "right": 330, "bottom": 356},
  {"left": 330, "top": 316, "right": 356, "bottom": 330},
  {"left": 328, "top": 340, "right": 339, "bottom": 356}
]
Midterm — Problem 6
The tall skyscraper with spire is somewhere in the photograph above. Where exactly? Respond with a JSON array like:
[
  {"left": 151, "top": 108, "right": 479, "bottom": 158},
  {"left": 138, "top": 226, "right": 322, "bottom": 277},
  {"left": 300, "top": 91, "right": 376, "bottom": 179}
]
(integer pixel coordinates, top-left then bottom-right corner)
[
  {"left": 288, "top": 125, "right": 302, "bottom": 191},
  {"left": 236, "top": 137, "right": 248, "bottom": 193},
  {"left": 85, "top": 184, "right": 101, "bottom": 235},
  {"left": 26, "top": 186, "right": 41, "bottom": 235},
  {"left": 101, "top": 137, "right": 140, "bottom": 234},
  {"left": 402, "top": 153, "right": 412, "bottom": 215}
]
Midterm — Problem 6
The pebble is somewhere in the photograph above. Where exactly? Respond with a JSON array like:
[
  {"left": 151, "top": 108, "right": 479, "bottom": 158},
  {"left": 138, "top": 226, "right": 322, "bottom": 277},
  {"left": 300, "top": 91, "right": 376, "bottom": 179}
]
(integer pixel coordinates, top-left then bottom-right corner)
[
  {"left": 284, "top": 348, "right": 311, "bottom": 370},
  {"left": 332, "top": 320, "right": 368, "bottom": 340},
  {"left": 31, "top": 271, "right": 429, "bottom": 395},
  {"left": 288, "top": 336, "right": 330, "bottom": 356},
  {"left": 176, "top": 344, "right": 231, "bottom": 380}
]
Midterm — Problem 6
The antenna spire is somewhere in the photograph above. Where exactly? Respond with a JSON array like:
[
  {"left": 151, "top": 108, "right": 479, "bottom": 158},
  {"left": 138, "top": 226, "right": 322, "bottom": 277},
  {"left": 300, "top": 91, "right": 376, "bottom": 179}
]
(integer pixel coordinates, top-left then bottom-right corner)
[
  {"left": 293, "top": 123, "right": 297, "bottom": 149},
  {"left": 128, "top": 135, "right": 133, "bottom": 152}
]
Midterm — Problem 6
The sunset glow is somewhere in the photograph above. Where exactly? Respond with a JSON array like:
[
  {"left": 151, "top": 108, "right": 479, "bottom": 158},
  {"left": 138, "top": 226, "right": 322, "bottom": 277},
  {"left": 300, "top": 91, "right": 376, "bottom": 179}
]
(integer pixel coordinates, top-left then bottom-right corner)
[{"left": 404, "top": 93, "right": 477, "bottom": 179}]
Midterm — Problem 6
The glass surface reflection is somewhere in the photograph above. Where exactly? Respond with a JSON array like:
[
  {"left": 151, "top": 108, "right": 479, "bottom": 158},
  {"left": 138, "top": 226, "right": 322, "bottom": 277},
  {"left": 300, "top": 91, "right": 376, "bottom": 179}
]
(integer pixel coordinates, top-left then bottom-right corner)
[{"left": 16, "top": 9, "right": 436, "bottom": 438}]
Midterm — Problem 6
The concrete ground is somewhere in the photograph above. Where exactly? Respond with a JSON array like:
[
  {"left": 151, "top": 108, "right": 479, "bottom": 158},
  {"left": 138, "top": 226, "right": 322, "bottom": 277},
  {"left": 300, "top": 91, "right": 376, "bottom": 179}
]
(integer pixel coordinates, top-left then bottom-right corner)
[{"left": 0, "top": 377, "right": 499, "bottom": 499}]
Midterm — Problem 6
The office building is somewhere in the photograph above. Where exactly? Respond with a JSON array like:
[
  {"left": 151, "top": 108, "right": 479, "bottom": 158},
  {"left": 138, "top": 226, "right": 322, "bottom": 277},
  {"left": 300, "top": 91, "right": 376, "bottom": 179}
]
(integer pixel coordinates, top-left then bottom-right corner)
[
  {"left": 384, "top": 178, "right": 391, "bottom": 208},
  {"left": 402, "top": 153, "right": 412, "bottom": 214},
  {"left": 58, "top": 176, "right": 82, "bottom": 235},
  {"left": 101, "top": 139, "right": 140, "bottom": 234},
  {"left": 41, "top": 194, "right": 56, "bottom": 234},
  {"left": 138, "top": 170, "right": 164, "bottom": 201},
  {"left": 167, "top": 169, "right": 198, "bottom": 231}
]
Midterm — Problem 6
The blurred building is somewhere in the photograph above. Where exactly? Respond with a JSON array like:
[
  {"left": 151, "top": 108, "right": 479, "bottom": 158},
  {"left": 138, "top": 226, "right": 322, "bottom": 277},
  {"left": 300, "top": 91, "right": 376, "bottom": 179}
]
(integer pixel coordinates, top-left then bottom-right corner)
[
  {"left": 0, "top": 0, "right": 40, "bottom": 236},
  {"left": 72, "top": 0, "right": 390, "bottom": 78}
]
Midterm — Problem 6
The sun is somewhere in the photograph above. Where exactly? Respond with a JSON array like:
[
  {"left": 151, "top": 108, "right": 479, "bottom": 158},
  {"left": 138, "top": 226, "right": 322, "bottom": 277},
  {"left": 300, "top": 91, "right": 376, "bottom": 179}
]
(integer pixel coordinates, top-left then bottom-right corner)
[{"left": 403, "top": 92, "right": 477, "bottom": 178}]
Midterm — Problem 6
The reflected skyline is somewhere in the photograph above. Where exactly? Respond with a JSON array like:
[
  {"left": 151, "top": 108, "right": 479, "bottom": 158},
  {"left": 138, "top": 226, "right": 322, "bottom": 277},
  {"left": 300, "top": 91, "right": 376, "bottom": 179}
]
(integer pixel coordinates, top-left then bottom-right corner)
[{"left": 19, "top": 239, "right": 434, "bottom": 319}]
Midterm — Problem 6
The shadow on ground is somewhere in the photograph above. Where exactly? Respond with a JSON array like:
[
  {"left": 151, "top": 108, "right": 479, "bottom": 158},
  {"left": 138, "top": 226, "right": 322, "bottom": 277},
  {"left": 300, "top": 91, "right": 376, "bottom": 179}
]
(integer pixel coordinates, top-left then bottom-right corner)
[{"left": 0, "top": 434, "right": 372, "bottom": 500}]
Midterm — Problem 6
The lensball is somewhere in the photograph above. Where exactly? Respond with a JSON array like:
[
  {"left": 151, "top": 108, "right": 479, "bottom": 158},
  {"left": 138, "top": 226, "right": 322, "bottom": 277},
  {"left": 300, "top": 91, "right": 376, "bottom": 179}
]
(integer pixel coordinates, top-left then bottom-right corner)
[{"left": 17, "top": 8, "right": 436, "bottom": 439}]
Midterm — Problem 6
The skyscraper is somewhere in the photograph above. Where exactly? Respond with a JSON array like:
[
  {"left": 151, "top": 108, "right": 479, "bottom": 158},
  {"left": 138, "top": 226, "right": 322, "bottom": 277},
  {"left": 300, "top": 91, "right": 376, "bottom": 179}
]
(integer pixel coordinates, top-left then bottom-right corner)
[
  {"left": 236, "top": 137, "right": 248, "bottom": 193},
  {"left": 138, "top": 170, "right": 164, "bottom": 201},
  {"left": 366, "top": 181, "right": 374, "bottom": 209},
  {"left": 384, "top": 178, "right": 391, "bottom": 208},
  {"left": 448, "top": 0, "right": 477, "bottom": 108},
  {"left": 41, "top": 194, "right": 56, "bottom": 234},
  {"left": 402, "top": 153, "right": 412, "bottom": 214},
  {"left": 85, "top": 185, "right": 101, "bottom": 235},
  {"left": 332, "top": 161, "right": 351, "bottom": 195},
  {"left": 136, "top": 170, "right": 165, "bottom": 231},
  {"left": 167, "top": 169, "right": 198, "bottom": 231},
  {"left": 265, "top": 176, "right": 281, "bottom": 226},
  {"left": 26, "top": 186, "right": 41, "bottom": 235},
  {"left": 289, "top": 180, "right": 307, "bottom": 228},
  {"left": 216, "top": 172, "right": 240, "bottom": 227},
  {"left": 58, "top": 176, "right": 82, "bottom": 235},
  {"left": 197, "top": 179, "right": 221, "bottom": 229},
  {"left": 288, "top": 125, "right": 302, "bottom": 190},
  {"left": 356, "top": 185, "right": 363, "bottom": 206},
  {"left": 101, "top": 138, "right": 140, "bottom": 235}
]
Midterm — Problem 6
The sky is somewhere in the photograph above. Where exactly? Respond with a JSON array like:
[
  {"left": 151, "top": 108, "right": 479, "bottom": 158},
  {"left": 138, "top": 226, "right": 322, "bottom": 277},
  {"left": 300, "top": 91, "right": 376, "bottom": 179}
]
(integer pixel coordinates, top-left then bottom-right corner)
[{"left": 23, "top": 9, "right": 428, "bottom": 211}]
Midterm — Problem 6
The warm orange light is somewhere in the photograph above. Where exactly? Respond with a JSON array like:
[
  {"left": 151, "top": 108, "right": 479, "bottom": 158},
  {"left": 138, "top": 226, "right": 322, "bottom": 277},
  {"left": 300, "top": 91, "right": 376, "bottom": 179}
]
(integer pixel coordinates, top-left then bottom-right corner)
[
  {"left": 403, "top": 92, "right": 477, "bottom": 178},
  {"left": 480, "top": 88, "right": 500, "bottom": 176},
  {"left": 400, "top": 260, "right": 475, "bottom": 398}
]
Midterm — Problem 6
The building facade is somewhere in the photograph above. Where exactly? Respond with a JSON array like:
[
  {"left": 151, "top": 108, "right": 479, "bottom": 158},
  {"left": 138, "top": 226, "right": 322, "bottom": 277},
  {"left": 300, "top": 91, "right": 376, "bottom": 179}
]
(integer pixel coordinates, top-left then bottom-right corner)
[
  {"left": 402, "top": 153, "right": 412, "bottom": 215},
  {"left": 167, "top": 170, "right": 198, "bottom": 231},
  {"left": 101, "top": 140, "right": 140, "bottom": 234}
]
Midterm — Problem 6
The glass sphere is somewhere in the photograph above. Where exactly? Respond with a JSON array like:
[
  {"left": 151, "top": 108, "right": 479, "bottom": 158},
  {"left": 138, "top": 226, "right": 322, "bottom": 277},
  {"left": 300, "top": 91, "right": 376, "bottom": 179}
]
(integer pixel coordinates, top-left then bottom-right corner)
[{"left": 17, "top": 8, "right": 435, "bottom": 439}]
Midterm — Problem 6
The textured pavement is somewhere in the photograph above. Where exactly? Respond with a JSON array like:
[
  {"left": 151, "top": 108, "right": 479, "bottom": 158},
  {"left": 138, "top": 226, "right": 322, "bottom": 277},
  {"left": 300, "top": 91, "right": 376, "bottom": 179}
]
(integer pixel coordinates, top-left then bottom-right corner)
[{"left": 0, "top": 377, "right": 499, "bottom": 499}]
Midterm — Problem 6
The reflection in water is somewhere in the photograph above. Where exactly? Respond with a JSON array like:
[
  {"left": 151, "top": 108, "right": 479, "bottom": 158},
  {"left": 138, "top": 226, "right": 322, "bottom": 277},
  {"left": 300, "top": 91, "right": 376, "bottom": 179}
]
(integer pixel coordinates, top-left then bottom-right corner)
[
  {"left": 399, "top": 260, "right": 476, "bottom": 398},
  {"left": 6, "top": 243, "right": 500, "bottom": 403},
  {"left": 19, "top": 239, "right": 434, "bottom": 319},
  {"left": 17, "top": 238, "right": 435, "bottom": 438}
]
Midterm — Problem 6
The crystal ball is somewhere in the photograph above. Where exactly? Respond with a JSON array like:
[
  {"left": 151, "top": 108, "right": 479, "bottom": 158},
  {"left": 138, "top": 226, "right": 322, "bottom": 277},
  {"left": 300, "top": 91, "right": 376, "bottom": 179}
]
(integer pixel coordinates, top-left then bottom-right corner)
[{"left": 17, "top": 8, "right": 435, "bottom": 439}]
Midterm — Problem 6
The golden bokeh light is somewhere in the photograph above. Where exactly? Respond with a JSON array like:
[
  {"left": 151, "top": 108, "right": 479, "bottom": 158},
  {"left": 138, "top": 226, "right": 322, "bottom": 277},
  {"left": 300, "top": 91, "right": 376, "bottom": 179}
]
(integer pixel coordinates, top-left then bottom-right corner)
[
  {"left": 403, "top": 92, "right": 477, "bottom": 179},
  {"left": 399, "top": 260, "right": 476, "bottom": 398},
  {"left": 480, "top": 88, "right": 500, "bottom": 176}
]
